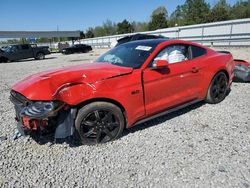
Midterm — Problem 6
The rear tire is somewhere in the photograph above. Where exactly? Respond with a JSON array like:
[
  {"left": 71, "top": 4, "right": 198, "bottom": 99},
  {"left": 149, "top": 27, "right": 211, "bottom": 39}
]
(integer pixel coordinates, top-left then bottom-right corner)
[
  {"left": 205, "top": 72, "right": 228, "bottom": 104},
  {"left": 35, "top": 52, "right": 45, "bottom": 60},
  {"left": 75, "top": 102, "right": 125, "bottom": 145}
]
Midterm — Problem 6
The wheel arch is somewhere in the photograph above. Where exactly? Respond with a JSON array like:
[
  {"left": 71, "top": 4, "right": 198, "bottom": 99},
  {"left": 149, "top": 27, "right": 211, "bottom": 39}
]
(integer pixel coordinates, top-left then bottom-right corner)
[
  {"left": 75, "top": 97, "right": 128, "bottom": 126},
  {"left": 207, "top": 69, "right": 230, "bottom": 89},
  {"left": 205, "top": 69, "right": 229, "bottom": 104},
  {"left": 216, "top": 69, "right": 229, "bottom": 81},
  {"left": 36, "top": 51, "right": 45, "bottom": 56},
  {"left": 202, "top": 68, "right": 230, "bottom": 100}
]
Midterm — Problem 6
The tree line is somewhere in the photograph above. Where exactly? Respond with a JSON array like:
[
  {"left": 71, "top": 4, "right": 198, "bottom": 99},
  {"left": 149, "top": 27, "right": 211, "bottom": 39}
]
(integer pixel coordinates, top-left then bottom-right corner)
[{"left": 84, "top": 0, "right": 250, "bottom": 38}]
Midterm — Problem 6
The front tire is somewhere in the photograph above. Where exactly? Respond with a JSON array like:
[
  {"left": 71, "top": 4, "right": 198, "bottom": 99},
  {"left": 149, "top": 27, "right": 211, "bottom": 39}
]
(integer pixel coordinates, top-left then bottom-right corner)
[
  {"left": 75, "top": 102, "right": 125, "bottom": 145},
  {"left": 206, "top": 72, "right": 228, "bottom": 104},
  {"left": 0, "top": 57, "right": 9, "bottom": 63},
  {"left": 35, "top": 52, "right": 45, "bottom": 60}
]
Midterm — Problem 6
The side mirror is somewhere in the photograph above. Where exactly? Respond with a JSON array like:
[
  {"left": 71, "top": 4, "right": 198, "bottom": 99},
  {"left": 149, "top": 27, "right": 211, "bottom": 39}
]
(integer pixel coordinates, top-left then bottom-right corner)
[{"left": 152, "top": 59, "right": 169, "bottom": 69}]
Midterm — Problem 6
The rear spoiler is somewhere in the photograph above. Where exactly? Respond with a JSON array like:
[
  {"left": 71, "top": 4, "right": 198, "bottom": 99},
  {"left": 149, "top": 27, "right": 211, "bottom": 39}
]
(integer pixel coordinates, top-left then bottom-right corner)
[
  {"left": 217, "top": 51, "right": 231, "bottom": 54},
  {"left": 216, "top": 51, "right": 250, "bottom": 67}
]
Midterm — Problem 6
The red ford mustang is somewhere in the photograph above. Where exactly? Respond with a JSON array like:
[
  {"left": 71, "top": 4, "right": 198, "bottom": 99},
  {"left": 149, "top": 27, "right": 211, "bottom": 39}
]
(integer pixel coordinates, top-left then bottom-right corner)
[{"left": 10, "top": 39, "right": 234, "bottom": 145}]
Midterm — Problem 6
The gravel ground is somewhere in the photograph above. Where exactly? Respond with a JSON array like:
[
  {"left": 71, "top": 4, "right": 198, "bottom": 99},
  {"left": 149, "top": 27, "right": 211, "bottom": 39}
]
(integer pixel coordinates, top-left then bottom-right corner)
[{"left": 0, "top": 49, "right": 250, "bottom": 187}]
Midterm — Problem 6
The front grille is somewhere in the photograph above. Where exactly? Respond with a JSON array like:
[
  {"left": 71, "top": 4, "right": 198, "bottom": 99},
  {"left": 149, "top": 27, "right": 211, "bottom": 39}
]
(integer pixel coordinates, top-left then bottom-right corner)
[{"left": 10, "top": 90, "right": 30, "bottom": 107}]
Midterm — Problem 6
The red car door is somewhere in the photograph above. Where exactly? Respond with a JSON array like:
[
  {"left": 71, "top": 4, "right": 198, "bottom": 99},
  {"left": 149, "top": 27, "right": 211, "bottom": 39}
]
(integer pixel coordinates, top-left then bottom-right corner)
[{"left": 143, "top": 44, "right": 202, "bottom": 116}]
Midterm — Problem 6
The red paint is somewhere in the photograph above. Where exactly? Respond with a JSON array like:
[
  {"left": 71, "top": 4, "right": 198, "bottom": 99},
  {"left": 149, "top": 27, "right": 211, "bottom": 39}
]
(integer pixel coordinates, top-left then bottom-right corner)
[
  {"left": 22, "top": 117, "right": 38, "bottom": 130},
  {"left": 153, "top": 59, "right": 169, "bottom": 68},
  {"left": 12, "top": 63, "right": 133, "bottom": 100},
  {"left": 22, "top": 117, "right": 30, "bottom": 128},
  {"left": 12, "top": 40, "right": 235, "bottom": 127}
]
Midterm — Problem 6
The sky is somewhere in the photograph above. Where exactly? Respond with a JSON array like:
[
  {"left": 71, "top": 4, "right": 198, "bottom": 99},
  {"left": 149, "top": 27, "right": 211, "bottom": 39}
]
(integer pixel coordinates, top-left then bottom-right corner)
[{"left": 0, "top": 0, "right": 238, "bottom": 31}]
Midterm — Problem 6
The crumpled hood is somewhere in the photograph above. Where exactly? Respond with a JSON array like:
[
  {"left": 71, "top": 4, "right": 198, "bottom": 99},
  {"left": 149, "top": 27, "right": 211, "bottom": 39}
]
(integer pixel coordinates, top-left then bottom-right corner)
[{"left": 12, "top": 62, "right": 133, "bottom": 100}]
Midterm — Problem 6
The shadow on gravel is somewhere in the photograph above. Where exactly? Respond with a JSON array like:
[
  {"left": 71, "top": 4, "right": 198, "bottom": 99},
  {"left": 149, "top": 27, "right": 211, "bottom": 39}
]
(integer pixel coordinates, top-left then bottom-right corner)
[
  {"left": 22, "top": 101, "right": 205, "bottom": 147},
  {"left": 15, "top": 57, "right": 57, "bottom": 62},
  {"left": 28, "top": 134, "right": 81, "bottom": 147},
  {"left": 70, "top": 58, "right": 92, "bottom": 62},
  {"left": 1, "top": 57, "right": 58, "bottom": 64},
  {"left": 122, "top": 101, "right": 206, "bottom": 137}
]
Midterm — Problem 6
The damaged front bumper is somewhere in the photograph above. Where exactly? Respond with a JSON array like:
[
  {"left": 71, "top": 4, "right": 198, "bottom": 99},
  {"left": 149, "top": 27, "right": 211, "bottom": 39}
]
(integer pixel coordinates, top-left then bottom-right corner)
[{"left": 10, "top": 90, "right": 77, "bottom": 140}]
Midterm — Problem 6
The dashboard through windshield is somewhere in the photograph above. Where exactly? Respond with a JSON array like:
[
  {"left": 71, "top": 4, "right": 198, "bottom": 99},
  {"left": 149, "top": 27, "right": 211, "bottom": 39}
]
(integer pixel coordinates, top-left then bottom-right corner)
[{"left": 96, "top": 42, "right": 156, "bottom": 68}]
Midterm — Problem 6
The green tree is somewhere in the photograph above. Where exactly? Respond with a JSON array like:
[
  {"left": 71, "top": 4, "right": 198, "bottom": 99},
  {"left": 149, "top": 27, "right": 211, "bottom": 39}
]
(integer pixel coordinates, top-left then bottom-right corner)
[
  {"left": 117, "top": 19, "right": 134, "bottom": 34},
  {"left": 208, "top": 0, "right": 231, "bottom": 22},
  {"left": 182, "top": 0, "right": 210, "bottom": 25},
  {"left": 152, "top": 6, "right": 168, "bottom": 15},
  {"left": 92, "top": 20, "right": 117, "bottom": 37},
  {"left": 37, "top": 38, "right": 50, "bottom": 43},
  {"left": 132, "top": 21, "right": 149, "bottom": 32},
  {"left": 0, "top": 39, "right": 23, "bottom": 44},
  {"left": 93, "top": 26, "right": 106, "bottom": 37},
  {"left": 148, "top": 6, "right": 168, "bottom": 30},
  {"left": 230, "top": 0, "right": 250, "bottom": 19},
  {"left": 85, "top": 28, "right": 94, "bottom": 38},
  {"left": 148, "top": 14, "right": 168, "bottom": 30},
  {"left": 169, "top": 5, "right": 186, "bottom": 27},
  {"left": 102, "top": 20, "right": 117, "bottom": 35},
  {"left": 80, "top": 31, "right": 85, "bottom": 39}
]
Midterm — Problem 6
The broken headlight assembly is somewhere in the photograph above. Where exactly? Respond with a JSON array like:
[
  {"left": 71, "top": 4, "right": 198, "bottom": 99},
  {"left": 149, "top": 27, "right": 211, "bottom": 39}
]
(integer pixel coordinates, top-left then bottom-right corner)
[{"left": 20, "top": 101, "right": 64, "bottom": 119}]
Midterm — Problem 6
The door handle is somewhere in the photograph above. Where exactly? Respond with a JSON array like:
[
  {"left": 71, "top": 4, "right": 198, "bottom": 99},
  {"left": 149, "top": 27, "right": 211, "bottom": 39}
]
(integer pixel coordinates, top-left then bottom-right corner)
[{"left": 191, "top": 67, "right": 199, "bottom": 73}]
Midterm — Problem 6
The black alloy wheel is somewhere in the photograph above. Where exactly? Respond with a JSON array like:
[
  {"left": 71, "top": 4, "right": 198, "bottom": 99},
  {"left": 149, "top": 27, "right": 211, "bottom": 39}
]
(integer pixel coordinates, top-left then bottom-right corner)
[
  {"left": 206, "top": 72, "right": 228, "bottom": 104},
  {"left": 75, "top": 102, "right": 125, "bottom": 145},
  {"left": 36, "top": 52, "right": 45, "bottom": 60}
]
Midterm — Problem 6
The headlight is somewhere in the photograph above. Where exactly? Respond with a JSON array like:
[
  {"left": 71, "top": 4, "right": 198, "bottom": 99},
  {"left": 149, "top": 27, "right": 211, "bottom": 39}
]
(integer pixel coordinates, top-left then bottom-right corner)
[{"left": 20, "top": 101, "right": 64, "bottom": 118}]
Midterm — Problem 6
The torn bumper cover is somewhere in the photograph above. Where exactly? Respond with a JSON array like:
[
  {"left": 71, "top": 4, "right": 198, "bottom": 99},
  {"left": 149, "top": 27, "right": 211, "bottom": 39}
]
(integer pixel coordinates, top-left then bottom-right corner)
[{"left": 10, "top": 90, "right": 77, "bottom": 139}]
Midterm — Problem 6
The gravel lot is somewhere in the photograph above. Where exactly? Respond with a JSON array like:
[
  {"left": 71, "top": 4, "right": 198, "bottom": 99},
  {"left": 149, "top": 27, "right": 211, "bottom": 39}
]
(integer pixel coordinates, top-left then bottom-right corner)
[{"left": 0, "top": 48, "right": 249, "bottom": 187}]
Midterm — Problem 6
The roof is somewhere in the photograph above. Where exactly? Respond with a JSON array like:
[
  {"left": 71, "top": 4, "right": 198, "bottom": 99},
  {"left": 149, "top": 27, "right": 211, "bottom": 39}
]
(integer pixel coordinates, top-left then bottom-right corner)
[
  {"left": 117, "top": 33, "right": 166, "bottom": 42},
  {"left": 122, "top": 38, "right": 168, "bottom": 47},
  {"left": 0, "top": 31, "right": 80, "bottom": 38}
]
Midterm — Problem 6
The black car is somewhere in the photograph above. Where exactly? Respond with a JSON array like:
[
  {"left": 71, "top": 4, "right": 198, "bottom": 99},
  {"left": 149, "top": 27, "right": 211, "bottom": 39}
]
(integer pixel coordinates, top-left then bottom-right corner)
[
  {"left": 0, "top": 44, "right": 50, "bottom": 63},
  {"left": 115, "top": 34, "right": 166, "bottom": 47},
  {"left": 62, "top": 44, "right": 92, "bottom": 54}
]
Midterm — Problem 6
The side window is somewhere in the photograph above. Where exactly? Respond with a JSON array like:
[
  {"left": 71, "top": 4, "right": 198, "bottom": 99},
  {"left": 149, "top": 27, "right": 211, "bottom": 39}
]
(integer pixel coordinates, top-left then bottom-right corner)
[
  {"left": 150, "top": 44, "right": 189, "bottom": 66},
  {"left": 21, "top": 45, "right": 29, "bottom": 50},
  {"left": 191, "top": 45, "right": 206, "bottom": 58}
]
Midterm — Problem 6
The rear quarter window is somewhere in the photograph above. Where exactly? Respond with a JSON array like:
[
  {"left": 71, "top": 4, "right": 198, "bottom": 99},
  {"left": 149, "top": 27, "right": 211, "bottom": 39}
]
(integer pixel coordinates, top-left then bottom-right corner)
[{"left": 191, "top": 45, "right": 207, "bottom": 58}]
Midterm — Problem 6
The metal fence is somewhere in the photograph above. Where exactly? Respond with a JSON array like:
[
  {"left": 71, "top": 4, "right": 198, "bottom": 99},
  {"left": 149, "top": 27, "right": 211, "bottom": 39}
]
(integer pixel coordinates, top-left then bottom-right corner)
[{"left": 80, "top": 18, "right": 250, "bottom": 48}]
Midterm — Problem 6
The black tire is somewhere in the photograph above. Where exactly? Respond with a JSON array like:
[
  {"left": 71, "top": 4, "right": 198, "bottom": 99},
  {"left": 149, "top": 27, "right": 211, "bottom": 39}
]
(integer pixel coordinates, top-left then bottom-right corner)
[
  {"left": 75, "top": 102, "right": 125, "bottom": 145},
  {"left": 35, "top": 52, "right": 45, "bottom": 60},
  {"left": 0, "top": 57, "right": 9, "bottom": 63},
  {"left": 205, "top": 72, "right": 228, "bottom": 104}
]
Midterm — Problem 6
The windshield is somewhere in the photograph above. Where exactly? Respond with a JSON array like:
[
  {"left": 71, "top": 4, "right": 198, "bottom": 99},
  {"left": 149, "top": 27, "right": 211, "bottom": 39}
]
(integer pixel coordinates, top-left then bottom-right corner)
[
  {"left": 4, "top": 46, "right": 13, "bottom": 52},
  {"left": 96, "top": 42, "right": 156, "bottom": 68}
]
